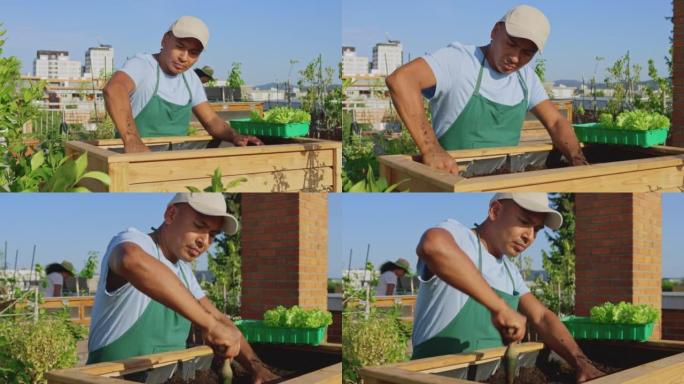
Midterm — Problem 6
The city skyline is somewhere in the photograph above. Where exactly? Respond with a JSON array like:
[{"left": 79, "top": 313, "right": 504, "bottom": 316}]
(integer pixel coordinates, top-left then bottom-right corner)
[
  {"left": 2, "top": 0, "right": 340, "bottom": 85},
  {"left": 343, "top": 0, "right": 672, "bottom": 82}
]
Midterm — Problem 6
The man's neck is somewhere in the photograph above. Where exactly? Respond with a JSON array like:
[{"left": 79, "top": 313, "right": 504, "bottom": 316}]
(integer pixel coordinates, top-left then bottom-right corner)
[
  {"left": 150, "top": 228, "right": 178, "bottom": 264},
  {"left": 152, "top": 53, "right": 175, "bottom": 76},
  {"left": 475, "top": 221, "right": 503, "bottom": 259}
]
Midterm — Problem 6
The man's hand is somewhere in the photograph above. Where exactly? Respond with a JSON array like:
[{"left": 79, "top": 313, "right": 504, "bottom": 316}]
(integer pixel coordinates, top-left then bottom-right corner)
[
  {"left": 491, "top": 305, "right": 527, "bottom": 344},
  {"left": 203, "top": 317, "right": 241, "bottom": 359},
  {"left": 575, "top": 357, "right": 605, "bottom": 383},
  {"left": 422, "top": 147, "right": 459, "bottom": 174},
  {"left": 123, "top": 138, "right": 151, "bottom": 154},
  {"left": 250, "top": 361, "right": 280, "bottom": 384},
  {"left": 232, "top": 133, "right": 263, "bottom": 146}
]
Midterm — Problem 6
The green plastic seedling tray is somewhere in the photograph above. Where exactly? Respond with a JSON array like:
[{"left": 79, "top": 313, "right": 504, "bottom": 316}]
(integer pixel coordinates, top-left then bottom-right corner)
[
  {"left": 229, "top": 119, "right": 310, "bottom": 138},
  {"left": 573, "top": 123, "right": 668, "bottom": 148},
  {"left": 561, "top": 316, "right": 654, "bottom": 341},
  {"left": 234, "top": 320, "right": 326, "bottom": 345}
]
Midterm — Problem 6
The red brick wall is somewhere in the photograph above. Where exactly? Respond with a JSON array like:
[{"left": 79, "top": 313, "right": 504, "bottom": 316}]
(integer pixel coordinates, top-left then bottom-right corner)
[
  {"left": 240, "top": 193, "right": 329, "bottom": 326},
  {"left": 662, "top": 309, "right": 684, "bottom": 341},
  {"left": 575, "top": 193, "right": 662, "bottom": 339},
  {"left": 673, "top": 0, "right": 684, "bottom": 146}
]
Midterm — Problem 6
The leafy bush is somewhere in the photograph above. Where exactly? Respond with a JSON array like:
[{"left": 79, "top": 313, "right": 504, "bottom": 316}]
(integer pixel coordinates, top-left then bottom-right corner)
[
  {"left": 0, "top": 310, "right": 86, "bottom": 383},
  {"left": 342, "top": 309, "right": 410, "bottom": 384},
  {"left": 79, "top": 251, "right": 98, "bottom": 279},
  {"left": 250, "top": 107, "right": 311, "bottom": 124},
  {"left": 598, "top": 110, "right": 670, "bottom": 131},
  {"left": 263, "top": 305, "right": 332, "bottom": 328},
  {"left": 590, "top": 301, "right": 659, "bottom": 324}
]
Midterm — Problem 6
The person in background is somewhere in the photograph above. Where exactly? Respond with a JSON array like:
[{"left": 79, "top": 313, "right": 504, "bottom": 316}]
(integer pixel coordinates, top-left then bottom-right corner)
[
  {"left": 376, "top": 258, "right": 412, "bottom": 296},
  {"left": 44, "top": 261, "right": 75, "bottom": 297},
  {"left": 194, "top": 65, "right": 215, "bottom": 84}
]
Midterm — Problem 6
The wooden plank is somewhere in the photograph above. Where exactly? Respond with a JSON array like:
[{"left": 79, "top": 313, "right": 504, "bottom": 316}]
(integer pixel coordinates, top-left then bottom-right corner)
[
  {"left": 361, "top": 366, "right": 475, "bottom": 384},
  {"left": 124, "top": 167, "right": 335, "bottom": 192},
  {"left": 447, "top": 143, "right": 555, "bottom": 159},
  {"left": 378, "top": 155, "right": 461, "bottom": 192},
  {"left": 124, "top": 149, "right": 334, "bottom": 184},
  {"left": 282, "top": 363, "right": 341, "bottom": 384},
  {"left": 75, "top": 346, "right": 212, "bottom": 376},
  {"left": 46, "top": 370, "right": 131, "bottom": 384},
  {"left": 587, "top": 352, "right": 684, "bottom": 384},
  {"left": 333, "top": 143, "right": 342, "bottom": 192}
]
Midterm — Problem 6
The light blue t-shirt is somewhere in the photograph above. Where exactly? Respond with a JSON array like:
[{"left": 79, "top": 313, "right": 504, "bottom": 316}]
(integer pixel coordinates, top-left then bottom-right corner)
[
  {"left": 119, "top": 53, "right": 208, "bottom": 118},
  {"left": 412, "top": 219, "right": 530, "bottom": 348},
  {"left": 421, "top": 42, "right": 548, "bottom": 139},
  {"left": 88, "top": 228, "right": 205, "bottom": 353}
]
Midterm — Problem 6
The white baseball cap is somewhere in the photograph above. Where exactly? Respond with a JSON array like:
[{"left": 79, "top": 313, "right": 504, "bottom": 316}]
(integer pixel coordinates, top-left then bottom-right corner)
[
  {"left": 168, "top": 16, "right": 209, "bottom": 49},
  {"left": 500, "top": 5, "right": 550, "bottom": 52},
  {"left": 168, "top": 193, "right": 238, "bottom": 235},
  {"left": 490, "top": 192, "right": 562, "bottom": 229}
]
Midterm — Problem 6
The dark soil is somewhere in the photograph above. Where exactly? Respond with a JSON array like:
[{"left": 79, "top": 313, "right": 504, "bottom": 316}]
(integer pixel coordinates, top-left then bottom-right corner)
[
  {"left": 485, "top": 359, "right": 622, "bottom": 384},
  {"left": 162, "top": 360, "right": 297, "bottom": 384}
]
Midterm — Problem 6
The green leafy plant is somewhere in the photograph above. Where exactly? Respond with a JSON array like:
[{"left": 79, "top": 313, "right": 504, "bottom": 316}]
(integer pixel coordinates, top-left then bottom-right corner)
[
  {"left": 598, "top": 110, "right": 670, "bottom": 131},
  {"left": 344, "top": 166, "right": 408, "bottom": 192},
  {"left": 227, "top": 62, "right": 245, "bottom": 89},
  {"left": 590, "top": 302, "right": 659, "bottom": 325},
  {"left": 250, "top": 107, "right": 311, "bottom": 124},
  {"left": 263, "top": 305, "right": 332, "bottom": 328},
  {"left": 187, "top": 168, "right": 246, "bottom": 192},
  {"left": 79, "top": 251, "right": 98, "bottom": 279}
]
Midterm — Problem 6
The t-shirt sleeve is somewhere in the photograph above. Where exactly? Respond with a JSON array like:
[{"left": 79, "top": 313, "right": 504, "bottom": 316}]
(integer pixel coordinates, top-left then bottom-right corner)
[
  {"left": 119, "top": 55, "right": 151, "bottom": 89},
  {"left": 526, "top": 68, "right": 549, "bottom": 110},
  {"left": 421, "top": 46, "right": 459, "bottom": 101},
  {"left": 48, "top": 272, "right": 63, "bottom": 286},
  {"left": 435, "top": 219, "right": 477, "bottom": 265},
  {"left": 381, "top": 271, "right": 398, "bottom": 286},
  {"left": 188, "top": 70, "right": 208, "bottom": 107}
]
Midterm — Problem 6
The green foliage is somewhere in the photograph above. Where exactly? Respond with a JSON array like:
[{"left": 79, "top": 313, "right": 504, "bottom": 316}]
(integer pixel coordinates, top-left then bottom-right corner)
[
  {"left": 201, "top": 194, "right": 242, "bottom": 316},
  {"left": 590, "top": 302, "right": 659, "bottom": 325},
  {"left": 187, "top": 168, "right": 246, "bottom": 192},
  {"left": 662, "top": 279, "right": 674, "bottom": 292},
  {"left": 604, "top": 51, "right": 643, "bottom": 115},
  {"left": 534, "top": 58, "right": 546, "bottom": 83},
  {"left": 250, "top": 107, "right": 310, "bottom": 124},
  {"left": 535, "top": 193, "right": 576, "bottom": 316},
  {"left": 0, "top": 300, "right": 86, "bottom": 383},
  {"left": 227, "top": 62, "right": 245, "bottom": 89},
  {"left": 598, "top": 110, "right": 670, "bottom": 131},
  {"left": 342, "top": 308, "right": 410, "bottom": 383},
  {"left": 298, "top": 55, "right": 341, "bottom": 131},
  {"left": 79, "top": 251, "right": 98, "bottom": 279},
  {"left": 644, "top": 59, "right": 671, "bottom": 117},
  {"left": 263, "top": 305, "right": 332, "bottom": 328},
  {"left": 343, "top": 165, "right": 408, "bottom": 193}
]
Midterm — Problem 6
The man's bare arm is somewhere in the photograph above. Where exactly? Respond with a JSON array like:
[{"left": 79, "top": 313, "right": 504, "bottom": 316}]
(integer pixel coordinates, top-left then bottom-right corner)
[
  {"left": 532, "top": 100, "right": 587, "bottom": 165},
  {"left": 103, "top": 72, "right": 149, "bottom": 153}
]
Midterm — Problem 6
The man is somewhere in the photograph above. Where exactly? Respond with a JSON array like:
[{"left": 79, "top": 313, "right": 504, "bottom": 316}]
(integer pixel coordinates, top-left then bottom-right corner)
[
  {"left": 87, "top": 193, "right": 277, "bottom": 383},
  {"left": 386, "top": 5, "right": 587, "bottom": 174},
  {"left": 43, "top": 261, "right": 75, "bottom": 297},
  {"left": 195, "top": 65, "right": 215, "bottom": 84},
  {"left": 104, "top": 16, "right": 262, "bottom": 153},
  {"left": 412, "top": 193, "right": 604, "bottom": 383}
]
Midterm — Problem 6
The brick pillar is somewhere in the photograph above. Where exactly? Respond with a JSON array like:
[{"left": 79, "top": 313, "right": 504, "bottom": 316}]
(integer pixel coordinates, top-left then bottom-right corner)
[
  {"left": 575, "top": 193, "right": 662, "bottom": 339},
  {"left": 240, "top": 193, "right": 329, "bottom": 321},
  {"left": 673, "top": 0, "right": 684, "bottom": 146}
]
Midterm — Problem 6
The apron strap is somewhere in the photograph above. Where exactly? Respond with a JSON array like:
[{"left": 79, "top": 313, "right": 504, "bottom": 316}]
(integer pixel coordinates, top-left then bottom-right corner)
[
  {"left": 477, "top": 46, "right": 529, "bottom": 103},
  {"left": 181, "top": 72, "right": 192, "bottom": 105},
  {"left": 153, "top": 63, "right": 161, "bottom": 95}
]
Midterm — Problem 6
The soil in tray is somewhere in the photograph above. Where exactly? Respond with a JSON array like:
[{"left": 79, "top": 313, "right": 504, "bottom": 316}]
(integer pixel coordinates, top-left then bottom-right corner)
[{"left": 485, "top": 360, "right": 621, "bottom": 384}]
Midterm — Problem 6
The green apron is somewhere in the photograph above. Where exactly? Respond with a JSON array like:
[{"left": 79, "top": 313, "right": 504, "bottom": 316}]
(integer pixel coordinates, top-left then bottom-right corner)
[
  {"left": 412, "top": 226, "right": 521, "bottom": 359},
  {"left": 438, "top": 47, "right": 529, "bottom": 150},
  {"left": 132, "top": 62, "right": 193, "bottom": 137},
  {"left": 87, "top": 244, "right": 192, "bottom": 364}
]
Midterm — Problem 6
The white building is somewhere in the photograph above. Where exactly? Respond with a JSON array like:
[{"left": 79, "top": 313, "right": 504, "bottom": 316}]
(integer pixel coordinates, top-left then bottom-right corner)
[
  {"left": 371, "top": 40, "right": 403, "bottom": 76},
  {"left": 342, "top": 46, "right": 369, "bottom": 76},
  {"left": 33, "top": 50, "right": 81, "bottom": 79},
  {"left": 84, "top": 45, "right": 114, "bottom": 79}
]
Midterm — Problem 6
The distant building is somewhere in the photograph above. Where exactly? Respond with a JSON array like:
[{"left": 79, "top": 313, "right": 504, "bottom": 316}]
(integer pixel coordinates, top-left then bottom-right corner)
[
  {"left": 342, "top": 268, "right": 379, "bottom": 291},
  {"left": 342, "top": 46, "right": 369, "bottom": 76},
  {"left": 33, "top": 50, "right": 81, "bottom": 79},
  {"left": 372, "top": 40, "right": 403, "bottom": 76},
  {"left": 84, "top": 45, "right": 114, "bottom": 79}
]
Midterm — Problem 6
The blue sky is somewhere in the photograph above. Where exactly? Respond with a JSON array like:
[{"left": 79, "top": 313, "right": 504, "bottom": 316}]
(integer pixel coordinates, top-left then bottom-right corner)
[
  {"left": 1, "top": 0, "right": 340, "bottom": 85},
  {"left": 343, "top": 0, "right": 672, "bottom": 82},
  {"left": 328, "top": 193, "right": 684, "bottom": 279},
  {"left": 1, "top": 193, "right": 681, "bottom": 280}
]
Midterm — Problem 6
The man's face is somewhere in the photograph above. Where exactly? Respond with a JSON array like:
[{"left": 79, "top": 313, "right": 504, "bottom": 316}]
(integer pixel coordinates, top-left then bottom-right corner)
[
  {"left": 488, "top": 23, "right": 538, "bottom": 74},
  {"left": 159, "top": 33, "right": 203, "bottom": 75},
  {"left": 163, "top": 203, "right": 223, "bottom": 263},
  {"left": 489, "top": 200, "right": 545, "bottom": 257}
]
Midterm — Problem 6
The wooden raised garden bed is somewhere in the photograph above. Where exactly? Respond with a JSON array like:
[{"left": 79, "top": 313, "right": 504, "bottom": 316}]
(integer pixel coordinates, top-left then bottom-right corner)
[
  {"left": 65, "top": 135, "right": 342, "bottom": 192},
  {"left": 379, "top": 143, "right": 684, "bottom": 192},
  {"left": 46, "top": 343, "right": 341, "bottom": 384},
  {"left": 360, "top": 340, "right": 684, "bottom": 383}
]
